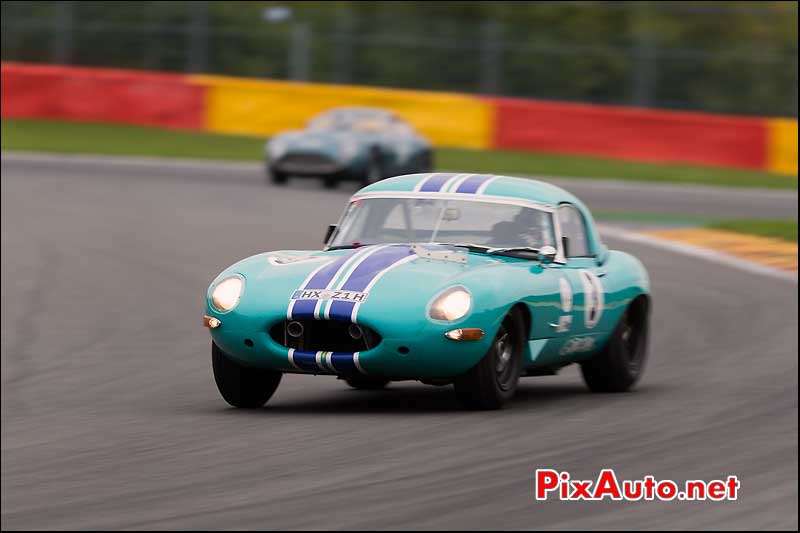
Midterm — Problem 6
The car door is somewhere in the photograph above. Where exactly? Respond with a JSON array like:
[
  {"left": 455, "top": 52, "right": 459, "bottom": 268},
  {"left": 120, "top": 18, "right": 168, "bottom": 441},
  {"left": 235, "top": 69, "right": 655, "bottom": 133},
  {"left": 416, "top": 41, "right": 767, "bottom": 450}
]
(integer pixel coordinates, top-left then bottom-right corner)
[{"left": 552, "top": 204, "right": 610, "bottom": 359}]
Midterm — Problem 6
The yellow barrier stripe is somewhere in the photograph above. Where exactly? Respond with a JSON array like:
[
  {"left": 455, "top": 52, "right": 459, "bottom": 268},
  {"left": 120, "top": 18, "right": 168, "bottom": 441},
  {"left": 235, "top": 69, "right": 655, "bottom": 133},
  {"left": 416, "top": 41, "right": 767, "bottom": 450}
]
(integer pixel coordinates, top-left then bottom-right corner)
[
  {"left": 647, "top": 228, "right": 798, "bottom": 272},
  {"left": 190, "top": 75, "right": 493, "bottom": 150},
  {"left": 766, "top": 118, "right": 798, "bottom": 176}
]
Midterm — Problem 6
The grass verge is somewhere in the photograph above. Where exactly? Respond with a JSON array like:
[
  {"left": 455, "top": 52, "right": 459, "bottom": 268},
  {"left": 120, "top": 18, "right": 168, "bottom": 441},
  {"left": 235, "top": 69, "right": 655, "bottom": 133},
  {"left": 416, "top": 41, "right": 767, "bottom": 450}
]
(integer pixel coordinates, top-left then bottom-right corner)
[
  {"left": 2, "top": 118, "right": 796, "bottom": 190},
  {"left": 705, "top": 219, "right": 798, "bottom": 242}
]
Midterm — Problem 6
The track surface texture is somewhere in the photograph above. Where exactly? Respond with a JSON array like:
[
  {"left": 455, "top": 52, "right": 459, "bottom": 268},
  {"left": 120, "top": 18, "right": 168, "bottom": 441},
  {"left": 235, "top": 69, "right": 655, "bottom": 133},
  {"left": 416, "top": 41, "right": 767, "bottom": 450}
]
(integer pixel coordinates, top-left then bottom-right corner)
[{"left": 1, "top": 154, "right": 798, "bottom": 530}]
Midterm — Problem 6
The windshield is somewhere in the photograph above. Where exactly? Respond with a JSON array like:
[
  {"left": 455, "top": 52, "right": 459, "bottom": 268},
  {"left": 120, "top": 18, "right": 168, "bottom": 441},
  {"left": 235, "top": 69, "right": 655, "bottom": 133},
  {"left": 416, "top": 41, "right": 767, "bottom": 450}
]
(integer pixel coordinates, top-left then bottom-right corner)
[
  {"left": 308, "top": 111, "right": 393, "bottom": 133},
  {"left": 330, "top": 197, "right": 556, "bottom": 250}
]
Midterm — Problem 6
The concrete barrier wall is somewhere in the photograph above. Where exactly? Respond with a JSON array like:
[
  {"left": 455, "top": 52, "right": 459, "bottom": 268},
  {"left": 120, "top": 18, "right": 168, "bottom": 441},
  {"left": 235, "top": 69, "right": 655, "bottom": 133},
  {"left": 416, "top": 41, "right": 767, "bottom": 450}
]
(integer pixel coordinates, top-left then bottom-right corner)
[{"left": 2, "top": 62, "right": 796, "bottom": 175}]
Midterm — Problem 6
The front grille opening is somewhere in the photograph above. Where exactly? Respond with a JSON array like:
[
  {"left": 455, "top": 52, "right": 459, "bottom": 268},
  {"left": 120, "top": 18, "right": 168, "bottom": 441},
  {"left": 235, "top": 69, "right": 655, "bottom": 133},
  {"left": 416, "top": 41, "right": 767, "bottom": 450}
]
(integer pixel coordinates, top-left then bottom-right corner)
[{"left": 269, "top": 319, "right": 382, "bottom": 353}]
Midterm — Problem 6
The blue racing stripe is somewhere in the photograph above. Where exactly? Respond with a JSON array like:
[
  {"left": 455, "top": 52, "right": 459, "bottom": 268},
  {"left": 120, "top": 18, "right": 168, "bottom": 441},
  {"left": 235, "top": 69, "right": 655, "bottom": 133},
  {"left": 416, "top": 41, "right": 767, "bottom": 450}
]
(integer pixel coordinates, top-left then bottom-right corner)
[
  {"left": 289, "top": 249, "right": 361, "bottom": 319},
  {"left": 327, "top": 300, "right": 357, "bottom": 321},
  {"left": 327, "top": 245, "right": 413, "bottom": 321},
  {"left": 292, "top": 350, "right": 321, "bottom": 372},
  {"left": 455, "top": 174, "right": 493, "bottom": 194},
  {"left": 419, "top": 173, "right": 456, "bottom": 192},
  {"left": 340, "top": 245, "right": 414, "bottom": 292},
  {"left": 290, "top": 299, "right": 317, "bottom": 319},
  {"left": 330, "top": 352, "right": 360, "bottom": 374},
  {"left": 328, "top": 246, "right": 413, "bottom": 322}
]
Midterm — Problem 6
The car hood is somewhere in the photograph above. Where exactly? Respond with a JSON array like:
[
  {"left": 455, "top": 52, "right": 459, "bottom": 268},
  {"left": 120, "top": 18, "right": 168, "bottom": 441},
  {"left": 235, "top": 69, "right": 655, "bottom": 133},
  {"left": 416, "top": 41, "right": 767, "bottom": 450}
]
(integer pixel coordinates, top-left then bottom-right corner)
[
  {"left": 270, "top": 129, "right": 368, "bottom": 159},
  {"left": 210, "top": 244, "right": 521, "bottom": 331}
]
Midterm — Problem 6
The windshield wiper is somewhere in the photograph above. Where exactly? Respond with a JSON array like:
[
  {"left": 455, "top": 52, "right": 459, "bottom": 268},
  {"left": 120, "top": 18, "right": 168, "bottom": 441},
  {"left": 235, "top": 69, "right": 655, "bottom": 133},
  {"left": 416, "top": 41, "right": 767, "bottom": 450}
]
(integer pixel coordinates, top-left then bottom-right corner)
[
  {"left": 432, "top": 242, "right": 491, "bottom": 253},
  {"left": 486, "top": 246, "right": 541, "bottom": 257},
  {"left": 326, "top": 243, "right": 369, "bottom": 250}
]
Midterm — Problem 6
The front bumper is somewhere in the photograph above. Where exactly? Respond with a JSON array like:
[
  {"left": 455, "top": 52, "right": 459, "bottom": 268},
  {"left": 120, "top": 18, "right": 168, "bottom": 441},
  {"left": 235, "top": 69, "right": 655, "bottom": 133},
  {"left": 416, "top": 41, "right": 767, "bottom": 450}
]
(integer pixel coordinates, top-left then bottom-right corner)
[
  {"left": 271, "top": 152, "right": 347, "bottom": 176},
  {"left": 206, "top": 315, "right": 493, "bottom": 380}
]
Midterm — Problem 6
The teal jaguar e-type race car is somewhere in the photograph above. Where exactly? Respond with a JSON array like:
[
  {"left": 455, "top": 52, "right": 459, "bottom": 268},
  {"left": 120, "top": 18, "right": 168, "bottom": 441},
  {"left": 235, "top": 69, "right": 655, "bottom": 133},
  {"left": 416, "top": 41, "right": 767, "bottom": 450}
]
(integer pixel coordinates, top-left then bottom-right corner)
[
  {"left": 265, "top": 107, "right": 433, "bottom": 188},
  {"left": 204, "top": 173, "right": 651, "bottom": 410}
]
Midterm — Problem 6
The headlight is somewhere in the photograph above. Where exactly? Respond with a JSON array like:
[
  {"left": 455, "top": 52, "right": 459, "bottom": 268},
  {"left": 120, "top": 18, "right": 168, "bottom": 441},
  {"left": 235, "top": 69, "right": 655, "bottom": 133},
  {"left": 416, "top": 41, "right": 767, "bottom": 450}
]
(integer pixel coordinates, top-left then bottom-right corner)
[
  {"left": 267, "top": 139, "right": 288, "bottom": 160},
  {"left": 428, "top": 287, "right": 471, "bottom": 321},
  {"left": 211, "top": 276, "right": 243, "bottom": 312}
]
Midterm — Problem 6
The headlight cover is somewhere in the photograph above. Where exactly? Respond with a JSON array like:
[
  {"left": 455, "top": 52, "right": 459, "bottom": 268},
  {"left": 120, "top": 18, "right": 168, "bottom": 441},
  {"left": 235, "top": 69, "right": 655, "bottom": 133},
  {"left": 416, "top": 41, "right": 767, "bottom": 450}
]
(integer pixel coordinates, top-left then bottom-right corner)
[
  {"left": 266, "top": 138, "right": 288, "bottom": 160},
  {"left": 211, "top": 276, "right": 244, "bottom": 312},
  {"left": 428, "top": 286, "right": 472, "bottom": 321}
]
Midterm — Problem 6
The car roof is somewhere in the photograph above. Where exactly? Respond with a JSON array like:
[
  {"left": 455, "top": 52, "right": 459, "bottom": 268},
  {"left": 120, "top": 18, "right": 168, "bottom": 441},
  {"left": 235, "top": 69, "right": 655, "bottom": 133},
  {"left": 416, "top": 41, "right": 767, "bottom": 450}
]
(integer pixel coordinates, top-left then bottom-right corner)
[
  {"left": 355, "top": 173, "right": 606, "bottom": 257},
  {"left": 357, "top": 173, "right": 583, "bottom": 208},
  {"left": 316, "top": 107, "right": 395, "bottom": 120}
]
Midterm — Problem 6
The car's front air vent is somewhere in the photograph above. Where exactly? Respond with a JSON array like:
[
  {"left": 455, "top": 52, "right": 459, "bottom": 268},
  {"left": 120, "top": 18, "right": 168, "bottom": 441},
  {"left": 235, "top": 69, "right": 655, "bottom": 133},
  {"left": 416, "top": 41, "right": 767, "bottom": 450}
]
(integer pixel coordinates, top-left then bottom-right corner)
[{"left": 269, "top": 319, "right": 382, "bottom": 353}]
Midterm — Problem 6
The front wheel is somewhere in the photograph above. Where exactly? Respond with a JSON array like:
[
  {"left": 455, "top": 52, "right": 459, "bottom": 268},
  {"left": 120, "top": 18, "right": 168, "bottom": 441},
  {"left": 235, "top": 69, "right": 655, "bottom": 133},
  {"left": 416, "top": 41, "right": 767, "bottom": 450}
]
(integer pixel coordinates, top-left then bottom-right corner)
[
  {"left": 580, "top": 298, "right": 649, "bottom": 392},
  {"left": 267, "top": 165, "right": 288, "bottom": 185},
  {"left": 212, "top": 342, "right": 282, "bottom": 408},
  {"left": 454, "top": 309, "right": 525, "bottom": 410}
]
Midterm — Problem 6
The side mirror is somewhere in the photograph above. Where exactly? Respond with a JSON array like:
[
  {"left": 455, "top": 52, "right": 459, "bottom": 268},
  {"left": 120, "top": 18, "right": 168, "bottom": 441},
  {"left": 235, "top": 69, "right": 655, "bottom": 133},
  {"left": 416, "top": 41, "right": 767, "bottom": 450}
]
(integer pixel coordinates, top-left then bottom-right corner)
[
  {"left": 324, "top": 224, "right": 337, "bottom": 245},
  {"left": 538, "top": 245, "right": 557, "bottom": 264}
]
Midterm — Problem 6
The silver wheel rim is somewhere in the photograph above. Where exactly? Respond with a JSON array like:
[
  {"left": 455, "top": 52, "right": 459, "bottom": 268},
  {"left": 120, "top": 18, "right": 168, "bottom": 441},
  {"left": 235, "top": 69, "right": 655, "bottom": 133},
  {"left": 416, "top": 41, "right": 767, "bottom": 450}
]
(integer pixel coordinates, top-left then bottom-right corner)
[
  {"left": 494, "top": 325, "right": 517, "bottom": 391},
  {"left": 622, "top": 311, "right": 642, "bottom": 373}
]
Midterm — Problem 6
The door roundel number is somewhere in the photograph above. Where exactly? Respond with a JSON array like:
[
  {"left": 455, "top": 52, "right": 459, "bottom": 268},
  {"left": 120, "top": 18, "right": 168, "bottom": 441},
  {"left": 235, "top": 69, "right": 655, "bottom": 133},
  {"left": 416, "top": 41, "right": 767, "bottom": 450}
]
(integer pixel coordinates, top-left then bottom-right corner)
[{"left": 578, "top": 270, "right": 604, "bottom": 329}]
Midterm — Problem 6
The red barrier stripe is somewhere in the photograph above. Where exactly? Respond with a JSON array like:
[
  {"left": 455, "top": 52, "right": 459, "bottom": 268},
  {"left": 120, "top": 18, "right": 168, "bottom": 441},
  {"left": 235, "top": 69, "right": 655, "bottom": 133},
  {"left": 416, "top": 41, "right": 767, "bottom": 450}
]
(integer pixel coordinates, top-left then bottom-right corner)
[
  {"left": 1, "top": 62, "right": 204, "bottom": 130},
  {"left": 490, "top": 97, "right": 767, "bottom": 170}
]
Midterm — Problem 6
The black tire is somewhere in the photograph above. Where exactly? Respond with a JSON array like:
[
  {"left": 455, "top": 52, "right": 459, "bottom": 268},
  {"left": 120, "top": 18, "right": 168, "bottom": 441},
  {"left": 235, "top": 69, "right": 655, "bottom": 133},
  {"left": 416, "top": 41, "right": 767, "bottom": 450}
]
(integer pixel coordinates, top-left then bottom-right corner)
[
  {"left": 323, "top": 177, "right": 339, "bottom": 189},
  {"left": 362, "top": 149, "right": 384, "bottom": 186},
  {"left": 580, "top": 298, "right": 649, "bottom": 392},
  {"left": 212, "top": 342, "right": 282, "bottom": 408},
  {"left": 344, "top": 376, "right": 390, "bottom": 390},
  {"left": 454, "top": 308, "right": 525, "bottom": 410},
  {"left": 267, "top": 165, "right": 288, "bottom": 185}
]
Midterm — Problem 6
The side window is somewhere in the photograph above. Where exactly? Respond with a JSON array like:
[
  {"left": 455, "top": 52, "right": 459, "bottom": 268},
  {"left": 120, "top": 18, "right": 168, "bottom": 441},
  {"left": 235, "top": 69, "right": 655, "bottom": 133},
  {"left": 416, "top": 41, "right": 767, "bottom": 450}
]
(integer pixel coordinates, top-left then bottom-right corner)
[{"left": 558, "top": 204, "right": 591, "bottom": 257}]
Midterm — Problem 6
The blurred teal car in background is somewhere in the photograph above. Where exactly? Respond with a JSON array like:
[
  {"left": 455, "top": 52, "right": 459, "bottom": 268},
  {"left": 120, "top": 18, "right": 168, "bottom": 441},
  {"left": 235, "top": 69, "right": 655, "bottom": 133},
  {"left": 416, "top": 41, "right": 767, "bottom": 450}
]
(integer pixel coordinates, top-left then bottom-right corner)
[
  {"left": 265, "top": 107, "right": 433, "bottom": 188},
  {"left": 205, "top": 173, "right": 651, "bottom": 410}
]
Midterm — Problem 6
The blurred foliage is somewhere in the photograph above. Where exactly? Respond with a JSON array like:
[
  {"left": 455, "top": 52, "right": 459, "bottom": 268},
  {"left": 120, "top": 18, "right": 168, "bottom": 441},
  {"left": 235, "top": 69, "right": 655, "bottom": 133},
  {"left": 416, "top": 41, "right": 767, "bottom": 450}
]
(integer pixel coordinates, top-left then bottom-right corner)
[{"left": 1, "top": 1, "right": 797, "bottom": 116}]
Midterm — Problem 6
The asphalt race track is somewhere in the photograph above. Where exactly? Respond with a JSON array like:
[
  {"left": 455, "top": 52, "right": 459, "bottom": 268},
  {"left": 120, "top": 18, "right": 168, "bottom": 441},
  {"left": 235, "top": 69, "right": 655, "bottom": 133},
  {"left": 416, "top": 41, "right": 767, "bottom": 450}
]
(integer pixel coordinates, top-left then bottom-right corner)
[{"left": 1, "top": 154, "right": 797, "bottom": 530}]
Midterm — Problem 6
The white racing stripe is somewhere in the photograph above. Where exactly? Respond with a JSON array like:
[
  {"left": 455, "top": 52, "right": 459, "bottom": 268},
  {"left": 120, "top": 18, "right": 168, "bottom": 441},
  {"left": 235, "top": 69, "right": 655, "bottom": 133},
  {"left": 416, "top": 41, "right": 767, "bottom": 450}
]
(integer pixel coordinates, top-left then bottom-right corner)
[
  {"left": 442, "top": 173, "right": 473, "bottom": 193},
  {"left": 475, "top": 175, "right": 499, "bottom": 195},
  {"left": 287, "top": 348, "right": 300, "bottom": 370},
  {"left": 287, "top": 260, "right": 332, "bottom": 319},
  {"left": 412, "top": 173, "right": 435, "bottom": 192},
  {"left": 312, "top": 245, "right": 384, "bottom": 319},
  {"left": 324, "top": 352, "right": 337, "bottom": 373},
  {"left": 353, "top": 352, "right": 365, "bottom": 374},
  {"left": 321, "top": 245, "right": 389, "bottom": 319}
]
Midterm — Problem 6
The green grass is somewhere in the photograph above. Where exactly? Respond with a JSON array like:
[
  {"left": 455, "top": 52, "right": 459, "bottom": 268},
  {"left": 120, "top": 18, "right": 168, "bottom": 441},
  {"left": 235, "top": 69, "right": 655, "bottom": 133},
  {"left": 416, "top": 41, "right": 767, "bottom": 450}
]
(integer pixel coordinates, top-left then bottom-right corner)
[
  {"left": 706, "top": 219, "right": 798, "bottom": 242},
  {"left": 2, "top": 118, "right": 796, "bottom": 190},
  {"left": 437, "top": 148, "right": 796, "bottom": 190},
  {"left": 1, "top": 119, "right": 266, "bottom": 161}
]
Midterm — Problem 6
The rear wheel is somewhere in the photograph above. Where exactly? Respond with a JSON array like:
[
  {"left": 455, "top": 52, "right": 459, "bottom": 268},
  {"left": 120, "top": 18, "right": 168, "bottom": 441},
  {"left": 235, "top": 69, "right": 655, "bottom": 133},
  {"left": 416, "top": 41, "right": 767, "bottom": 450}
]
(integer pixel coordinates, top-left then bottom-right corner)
[
  {"left": 454, "top": 308, "right": 525, "bottom": 410},
  {"left": 362, "top": 150, "right": 384, "bottom": 186},
  {"left": 212, "top": 342, "right": 282, "bottom": 408},
  {"left": 344, "top": 376, "right": 390, "bottom": 390},
  {"left": 580, "top": 298, "right": 649, "bottom": 392}
]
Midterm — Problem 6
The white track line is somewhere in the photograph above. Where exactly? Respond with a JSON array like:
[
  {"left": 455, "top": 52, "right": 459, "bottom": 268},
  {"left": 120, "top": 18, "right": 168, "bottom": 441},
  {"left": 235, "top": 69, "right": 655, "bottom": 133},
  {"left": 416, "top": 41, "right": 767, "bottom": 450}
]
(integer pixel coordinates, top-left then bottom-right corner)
[{"left": 599, "top": 224, "right": 797, "bottom": 284}]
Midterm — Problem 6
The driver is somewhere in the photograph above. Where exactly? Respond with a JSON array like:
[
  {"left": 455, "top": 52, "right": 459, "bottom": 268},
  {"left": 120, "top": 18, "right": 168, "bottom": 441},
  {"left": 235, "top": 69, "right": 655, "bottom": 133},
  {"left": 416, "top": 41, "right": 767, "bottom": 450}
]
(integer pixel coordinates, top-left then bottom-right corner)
[{"left": 491, "top": 208, "right": 553, "bottom": 248}]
